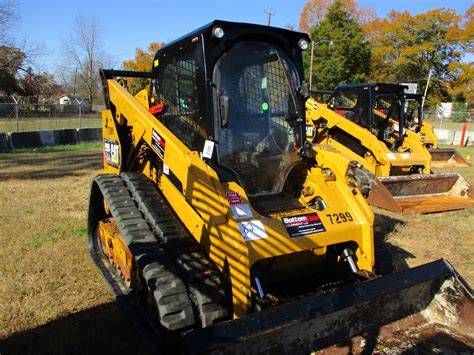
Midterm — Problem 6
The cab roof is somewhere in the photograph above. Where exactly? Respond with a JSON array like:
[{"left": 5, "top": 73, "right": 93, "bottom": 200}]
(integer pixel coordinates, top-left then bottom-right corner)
[{"left": 156, "top": 19, "right": 310, "bottom": 55}]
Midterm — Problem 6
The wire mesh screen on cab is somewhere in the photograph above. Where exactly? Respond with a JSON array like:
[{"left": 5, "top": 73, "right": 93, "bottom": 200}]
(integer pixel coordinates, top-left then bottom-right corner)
[{"left": 214, "top": 41, "right": 301, "bottom": 196}]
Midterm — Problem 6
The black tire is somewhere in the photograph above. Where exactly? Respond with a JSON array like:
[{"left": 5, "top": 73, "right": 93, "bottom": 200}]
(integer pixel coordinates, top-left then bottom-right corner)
[{"left": 354, "top": 166, "right": 376, "bottom": 198}]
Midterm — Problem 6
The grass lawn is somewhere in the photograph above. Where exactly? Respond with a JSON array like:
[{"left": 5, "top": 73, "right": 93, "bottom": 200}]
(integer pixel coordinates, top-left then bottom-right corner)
[
  {"left": 0, "top": 117, "right": 101, "bottom": 133},
  {"left": 425, "top": 119, "right": 472, "bottom": 131},
  {"left": 375, "top": 144, "right": 474, "bottom": 283},
  {"left": 0, "top": 144, "right": 148, "bottom": 354}
]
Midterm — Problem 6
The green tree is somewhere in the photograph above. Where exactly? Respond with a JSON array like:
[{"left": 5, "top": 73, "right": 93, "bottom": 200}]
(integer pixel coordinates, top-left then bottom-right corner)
[
  {"left": 304, "top": 0, "right": 371, "bottom": 90},
  {"left": 451, "top": 101, "right": 469, "bottom": 122}
]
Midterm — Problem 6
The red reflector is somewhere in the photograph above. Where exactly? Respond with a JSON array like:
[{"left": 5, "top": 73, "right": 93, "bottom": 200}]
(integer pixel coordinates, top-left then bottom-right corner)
[{"left": 149, "top": 104, "right": 164, "bottom": 115}]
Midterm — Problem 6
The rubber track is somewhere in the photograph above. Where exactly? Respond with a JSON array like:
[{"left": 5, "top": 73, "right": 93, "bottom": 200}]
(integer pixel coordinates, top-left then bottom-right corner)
[
  {"left": 121, "top": 172, "right": 229, "bottom": 327},
  {"left": 94, "top": 174, "right": 195, "bottom": 331}
]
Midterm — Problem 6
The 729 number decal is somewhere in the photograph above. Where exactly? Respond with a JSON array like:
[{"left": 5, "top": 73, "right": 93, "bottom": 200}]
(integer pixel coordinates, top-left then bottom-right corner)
[{"left": 326, "top": 212, "right": 353, "bottom": 224}]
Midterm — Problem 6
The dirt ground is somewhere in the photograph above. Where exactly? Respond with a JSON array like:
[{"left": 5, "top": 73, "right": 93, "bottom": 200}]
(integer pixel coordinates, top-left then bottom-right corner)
[{"left": 0, "top": 144, "right": 472, "bottom": 354}]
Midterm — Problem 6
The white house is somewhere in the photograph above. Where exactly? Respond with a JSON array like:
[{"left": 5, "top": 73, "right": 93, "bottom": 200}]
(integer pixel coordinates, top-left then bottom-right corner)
[{"left": 58, "top": 95, "right": 91, "bottom": 112}]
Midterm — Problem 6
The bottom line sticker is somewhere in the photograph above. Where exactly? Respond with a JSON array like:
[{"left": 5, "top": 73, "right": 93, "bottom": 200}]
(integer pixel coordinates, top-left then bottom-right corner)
[{"left": 282, "top": 213, "right": 326, "bottom": 238}]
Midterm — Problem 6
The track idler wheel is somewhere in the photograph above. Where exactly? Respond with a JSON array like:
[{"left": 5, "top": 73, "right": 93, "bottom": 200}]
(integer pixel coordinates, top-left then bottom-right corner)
[{"left": 97, "top": 218, "right": 135, "bottom": 289}]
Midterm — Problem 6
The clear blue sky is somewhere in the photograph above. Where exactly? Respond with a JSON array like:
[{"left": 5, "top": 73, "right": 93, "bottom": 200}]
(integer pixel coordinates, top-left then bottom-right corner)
[{"left": 13, "top": 0, "right": 472, "bottom": 72}]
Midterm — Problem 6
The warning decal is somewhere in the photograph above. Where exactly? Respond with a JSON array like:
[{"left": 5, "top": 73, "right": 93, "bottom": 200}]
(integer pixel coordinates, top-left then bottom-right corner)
[
  {"left": 238, "top": 220, "right": 268, "bottom": 242},
  {"left": 226, "top": 192, "right": 244, "bottom": 206},
  {"left": 151, "top": 129, "right": 165, "bottom": 158},
  {"left": 282, "top": 213, "right": 326, "bottom": 238},
  {"left": 104, "top": 139, "right": 120, "bottom": 167},
  {"left": 226, "top": 191, "right": 253, "bottom": 220}
]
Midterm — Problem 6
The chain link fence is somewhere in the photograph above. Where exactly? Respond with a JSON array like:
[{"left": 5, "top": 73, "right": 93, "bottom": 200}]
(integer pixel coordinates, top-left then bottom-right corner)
[
  {"left": 0, "top": 103, "right": 103, "bottom": 133},
  {"left": 1, "top": 103, "right": 470, "bottom": 134},
  {"left": 423, "top": 110, "right": 473, "bottom": 131}
]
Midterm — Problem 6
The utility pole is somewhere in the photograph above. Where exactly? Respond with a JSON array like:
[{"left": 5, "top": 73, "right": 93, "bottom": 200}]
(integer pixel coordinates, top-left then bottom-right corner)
[
  {"left": 421, "top": 70, "right": 432, "bottom": 110},
  {"left": 309, "top": 42, "right": 315, "bottom": 90},
  {"left": 264, "top": 7, "right": 274, "bottom": 26},
  {"left": 73, "top": 67, "right": 78, "bottom": 96},
  {"left": 309, "top": 40, "right": 334, "bottom": 90}
]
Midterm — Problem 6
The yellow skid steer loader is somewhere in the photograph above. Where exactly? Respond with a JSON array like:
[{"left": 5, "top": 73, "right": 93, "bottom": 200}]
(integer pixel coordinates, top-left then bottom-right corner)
[
  {"left": 307, "top": 83, "right": 474, "bottom": 214},
  {"left": 87, "top": 21, "right": 473, "bottom": 353},
  {"left": 402, "top": 92, "right": 471, "bottom": 168}
]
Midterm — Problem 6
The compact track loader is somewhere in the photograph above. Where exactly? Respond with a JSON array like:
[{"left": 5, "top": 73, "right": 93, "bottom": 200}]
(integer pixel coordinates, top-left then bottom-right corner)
[
  {"left": 88, "top": 21, "right": 473, "bottom": 353},
  {"left": 307, "top": 83, "right": 474, "bottom": 214},
  {"left": 402, "top": 91, "right": 471, "bottom": 168}
]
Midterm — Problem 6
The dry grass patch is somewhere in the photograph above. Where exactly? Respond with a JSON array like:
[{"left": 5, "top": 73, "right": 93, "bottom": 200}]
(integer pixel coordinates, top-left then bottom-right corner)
[
  {"left": 0, "top": 144, "right": 148, "bottom": 354},
  {"left": 375, "top": 145, "right": 474, "bottom": 284}
]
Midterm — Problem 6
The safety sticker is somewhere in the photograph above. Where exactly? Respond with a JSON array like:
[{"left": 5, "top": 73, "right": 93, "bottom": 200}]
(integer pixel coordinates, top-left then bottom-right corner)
[
  {"left": 104, "top": 139, "right": 120, "bottom": 167},
  {"left": 239, "top": 220, "right": 268, "bottom": 242},
  {"left": 151, "top": 129, "right": 165, "bottom": 158},
  {"left": 226, "top": 192, "right": 244, "bottom": 206},
  {"left": 386, "top": 153, "right": 396, "bottom": 160},
  {"left": 202, "top": 140, "right": 215, "bottom": 159},
  {"left": 401, "top": 153, "right": 410, "bottom": 160},
  {"left": 163, "top": 163, "right": 170, "bottom": 175},
  {"left": 231, "top": 205, "right": 253, "bottom": 220},
  {"left": 282, "top": 213, "right": 326, "bottom": 238},
  {"left": 226, "top": 191, "right": 253, "bottom": 219}
]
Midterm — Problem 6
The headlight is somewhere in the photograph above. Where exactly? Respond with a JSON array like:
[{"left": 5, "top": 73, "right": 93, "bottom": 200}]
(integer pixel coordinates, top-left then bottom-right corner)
[
  {"left": 298, "top": 38, "right": 309, "bottom": 50},
  {"left": 212, "top": 26, "right": 225, "bottom": 39}
]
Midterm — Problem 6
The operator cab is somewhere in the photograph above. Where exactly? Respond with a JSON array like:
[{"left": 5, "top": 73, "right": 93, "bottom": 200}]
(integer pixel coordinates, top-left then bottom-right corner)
[
  {"left": 328, "top": 83, "right": 407, "bottom": 149},
  {"left": 151, "top": 21, "right": 311, "bottom": 201},
  {"left": 403, "top": 93, "right": 423, "bottom": 131}
]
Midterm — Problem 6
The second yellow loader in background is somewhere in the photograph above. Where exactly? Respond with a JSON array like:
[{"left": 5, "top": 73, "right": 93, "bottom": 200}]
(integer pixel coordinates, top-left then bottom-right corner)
[{"left": 306, "top": 83, "right": 474, "bottom": 214}]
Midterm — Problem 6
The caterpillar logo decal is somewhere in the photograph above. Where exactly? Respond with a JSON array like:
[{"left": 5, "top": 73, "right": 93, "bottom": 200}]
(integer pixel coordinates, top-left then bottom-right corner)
[
  {"left": 282, "top": 213, "right": 326, "bottom": 237},
  {"left": 104, "top": 139, "right": 120, "bottom": 167}
]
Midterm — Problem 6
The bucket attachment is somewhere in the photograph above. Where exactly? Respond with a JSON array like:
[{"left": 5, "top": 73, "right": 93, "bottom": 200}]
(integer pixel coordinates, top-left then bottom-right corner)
[
  {"left": 367, "top": 173, "right": 474, "bottom": 214},
  {"left": 183, "top": 260, "right": 473, "bottom": 354},
  {"left": 429, "top": 148, "right": 471, "bottom": 168}
]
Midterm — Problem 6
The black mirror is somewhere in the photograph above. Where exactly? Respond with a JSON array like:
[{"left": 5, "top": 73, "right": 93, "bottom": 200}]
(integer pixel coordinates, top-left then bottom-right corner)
[
  {"left": 220, "top": 95, "right": 229, "bottom": 127},
  {"left": 298, "top": 81, "right": 310, "bottom": 100}
]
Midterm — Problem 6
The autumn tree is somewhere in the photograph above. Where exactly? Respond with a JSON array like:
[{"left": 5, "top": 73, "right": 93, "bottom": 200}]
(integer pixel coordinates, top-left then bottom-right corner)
[
  {"left": 122, "top": 42, "right": 163, "bottom": 95},
  {"left": 304, "top": 0, "right": 371, "bottom": 90},
  {"left": 299, "top": 0, "right": 375, "bottom": 32},
  {"left": 18, "top": 69, "right": 62, "bottom": 102},
  {"left": 366, "top": 7, "right": 472, "bottom": 105},
  {"left": 448, "top": 62, "right": 473, "bottom": 105},
  {"left": 0, "top": 45, "right": 24, "bottom": 95}
]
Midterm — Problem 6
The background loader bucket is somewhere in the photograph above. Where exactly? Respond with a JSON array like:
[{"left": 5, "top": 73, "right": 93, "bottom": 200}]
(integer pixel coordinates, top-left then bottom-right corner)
[
  {"left": 183, "top": 260, "right": 473, "bottom": 354},
  {"left": 429, "top": 148, "right": 471, "bottom": 168},
  {"left": 366, "top": 173, "right": 474, "bottom": 214}
]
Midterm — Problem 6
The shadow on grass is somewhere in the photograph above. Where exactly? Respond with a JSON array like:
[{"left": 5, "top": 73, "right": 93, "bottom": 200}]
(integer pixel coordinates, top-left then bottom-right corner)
[
  {"left": 373, "top": 212, "right": 416, "bottom": 272},
  {"left": 374, "top": 212, "right": 404, "bottom": 241},
  {"left": 0, "top": 150, "right": 102, "bottom": 180},
  {"left": 0, "top": 302, "right": 151, "bottom": 355}
]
